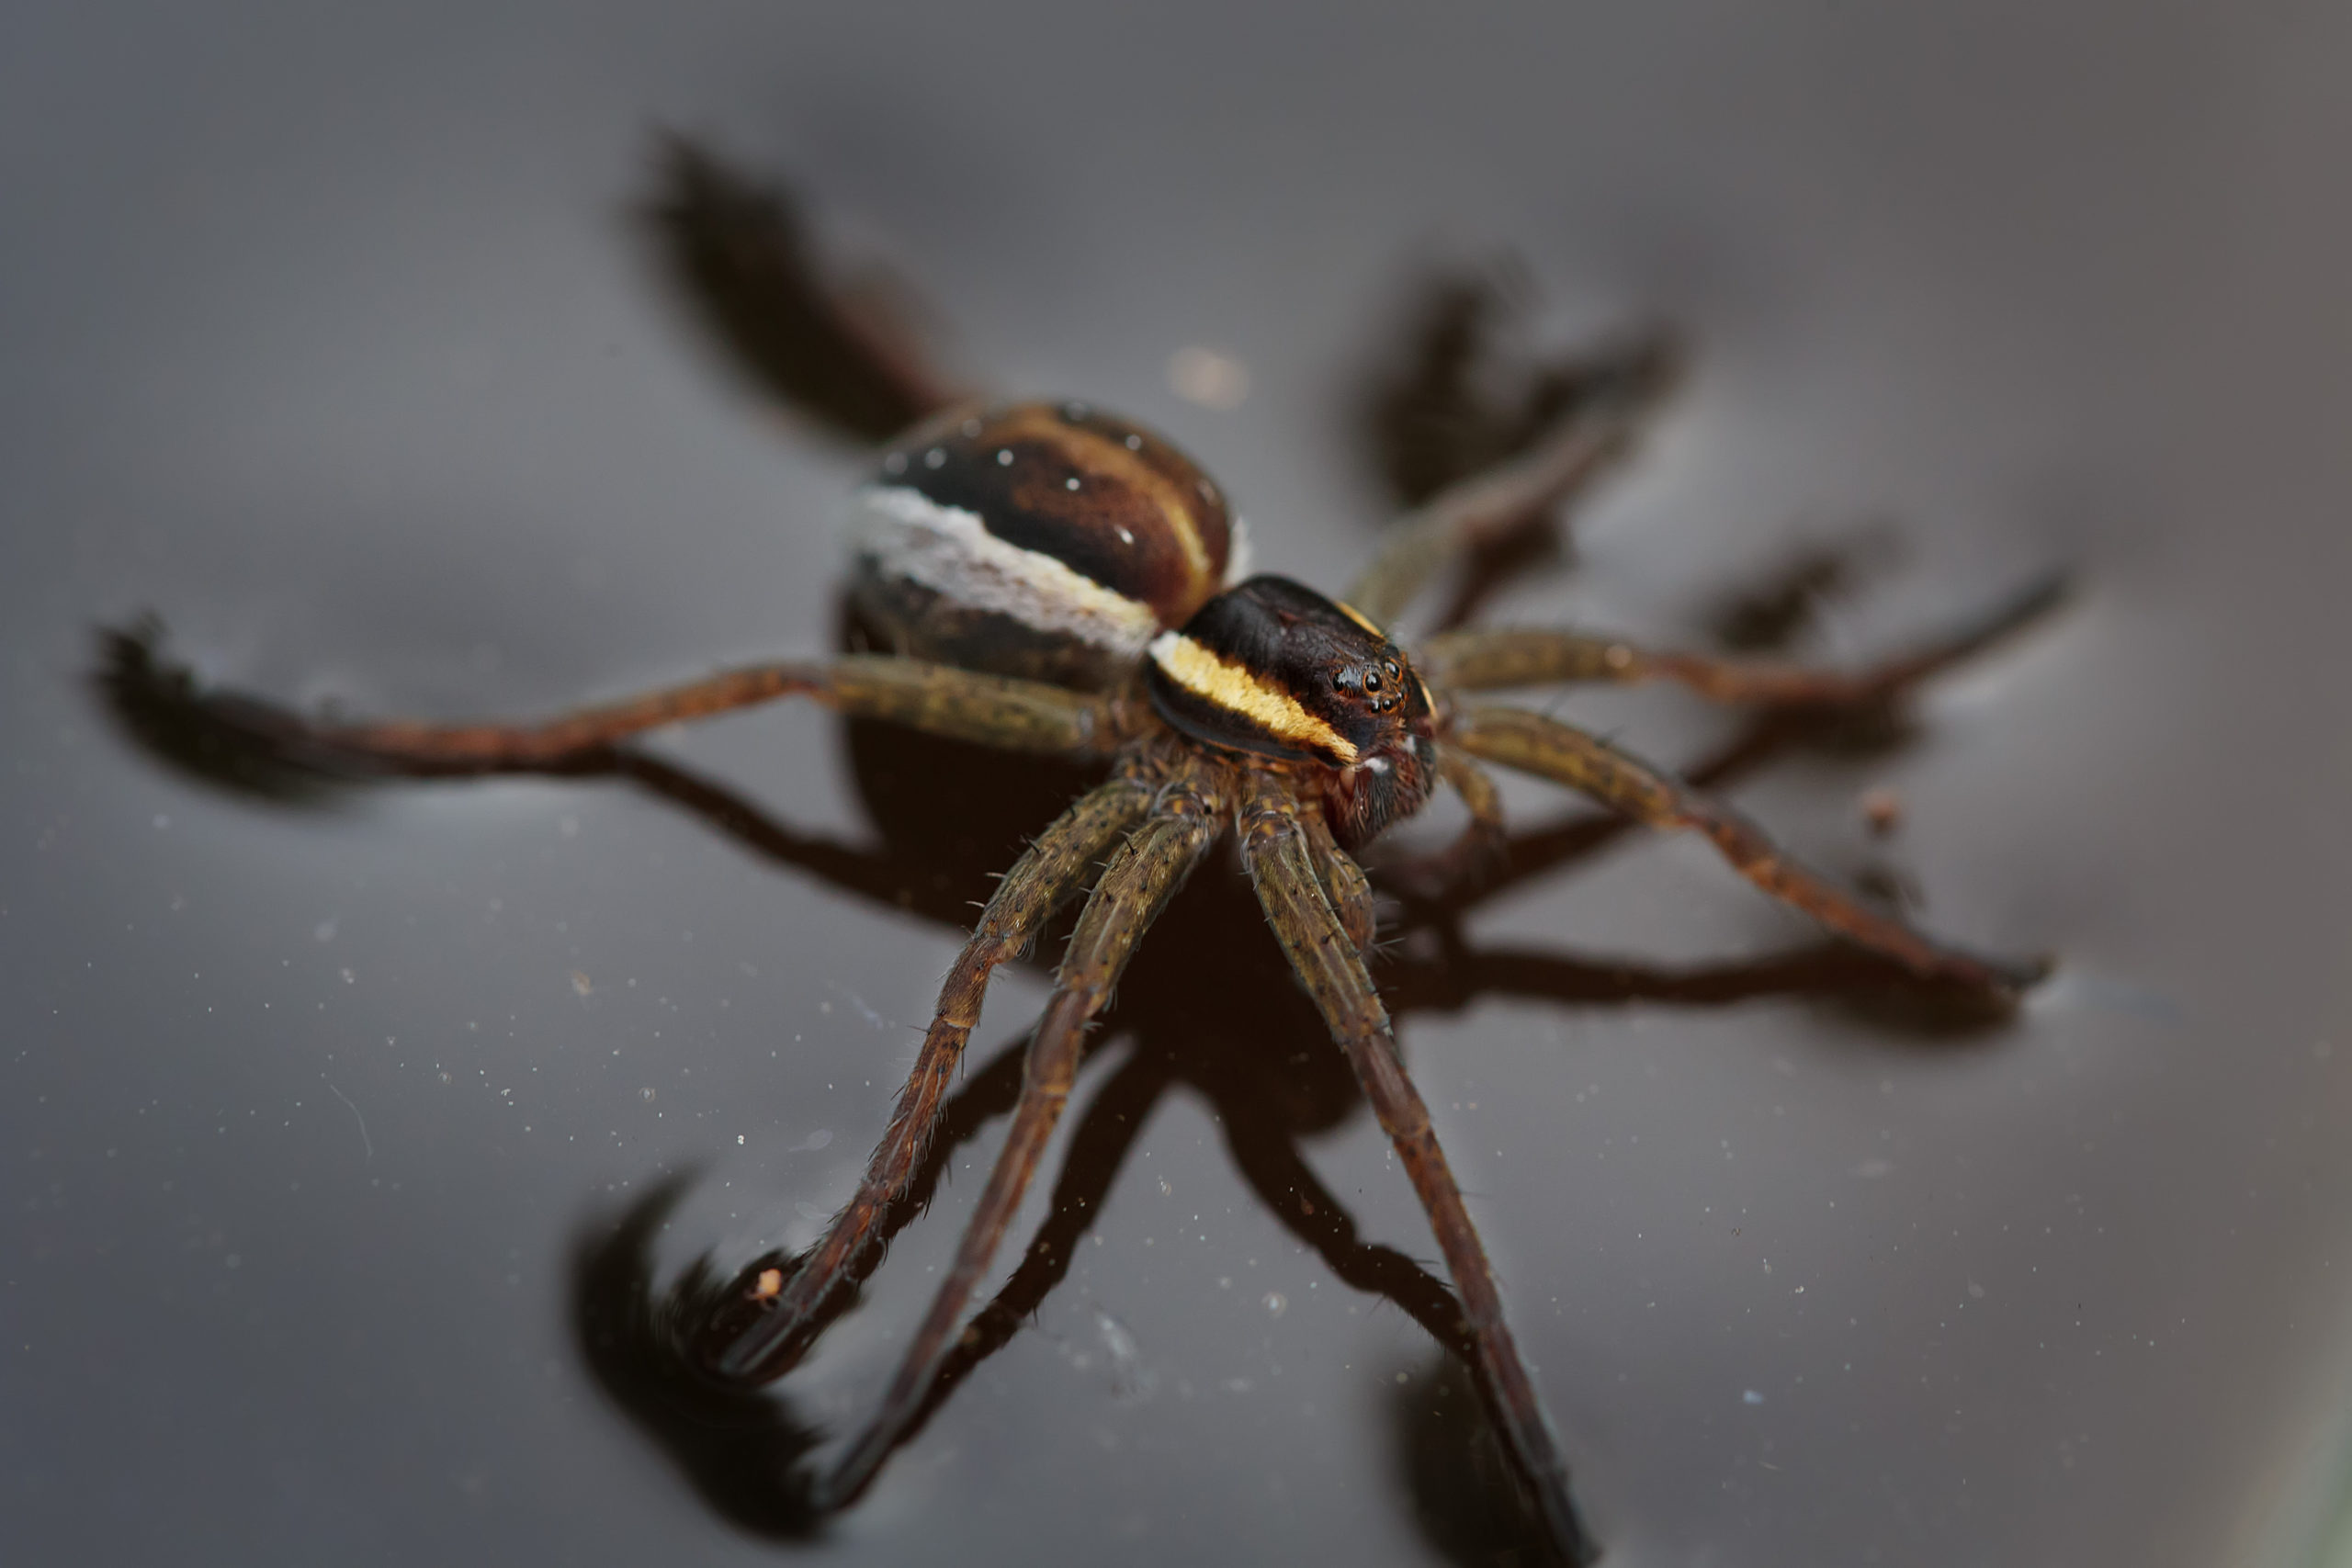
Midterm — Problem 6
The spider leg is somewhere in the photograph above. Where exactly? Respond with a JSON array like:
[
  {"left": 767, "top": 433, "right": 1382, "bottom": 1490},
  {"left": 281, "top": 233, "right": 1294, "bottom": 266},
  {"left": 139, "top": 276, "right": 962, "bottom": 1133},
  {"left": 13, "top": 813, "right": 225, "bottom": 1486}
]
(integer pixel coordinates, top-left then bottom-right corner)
[
  {"left": 1417, "top": 571, "right": 2068, "bottom": 699},
  {"left": 1345, "top": 347, "right": 1679, "bottom": 630},
  {"left": 713, "top": 764, "right": 1158, "bottom": 1378},
  {"left": 892, "top": 1047, "right": 1176, "bottom": 1432},
  {"left": 646, "top": 135, "right": 964, "bottom": 443},
  {"left": 160, "top": 650, "right": 1134, "bottom": 776},
  {"left": 1303, "top": 807, "right": 1376, "bottom": 957},
  {"left": 819, "top": 761, "right": 1228, "bottom": 1510},
  {"left": 1450, "top": 705, "right": 2044, "bottom": 993},
  {"left": 1238, "top": 771, "right": 1595, "bottom": 1564}
]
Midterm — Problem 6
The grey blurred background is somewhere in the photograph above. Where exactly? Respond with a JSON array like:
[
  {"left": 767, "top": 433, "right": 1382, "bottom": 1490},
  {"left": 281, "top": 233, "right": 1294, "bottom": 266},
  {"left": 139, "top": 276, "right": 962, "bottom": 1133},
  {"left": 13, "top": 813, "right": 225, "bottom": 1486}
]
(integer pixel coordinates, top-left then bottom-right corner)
[{"left": 7, "top": 2, "right": 2352, "bottom": 1563}]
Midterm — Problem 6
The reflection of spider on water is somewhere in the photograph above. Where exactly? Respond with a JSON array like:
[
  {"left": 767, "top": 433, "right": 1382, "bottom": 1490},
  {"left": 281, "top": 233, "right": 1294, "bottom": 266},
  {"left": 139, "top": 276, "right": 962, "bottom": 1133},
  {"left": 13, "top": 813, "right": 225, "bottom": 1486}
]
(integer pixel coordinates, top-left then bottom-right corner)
[{"left": 98, "top": 138, "right": 2064, "bottom": 1563}]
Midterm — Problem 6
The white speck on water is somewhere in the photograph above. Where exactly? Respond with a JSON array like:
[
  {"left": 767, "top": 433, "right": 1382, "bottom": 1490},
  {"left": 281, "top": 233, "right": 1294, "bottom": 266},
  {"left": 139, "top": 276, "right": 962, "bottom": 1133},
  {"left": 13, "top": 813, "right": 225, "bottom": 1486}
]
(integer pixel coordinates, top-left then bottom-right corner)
[
  {"left": 1968, "top": 1281, "right": 1986, "bottom": 1300},
  {"left": 799, "top": 1129, "right": 833, "bottom": 1152},
  {"left": 1263, "top": 1292, "right": 1286, "bottom": 1317},
  {"left": 1096, "top": 1310, "right": 1157, "bottom": 1402},
  {"left": 1854, "top": 1157, "right": 1894, "bottom": 1179},
  {"left": 312, "top": 919, "right": 337, "bottom": 942},
  {"left": 825, "top": 984, "right": 897, "bottom": 1032},
  {"left": 1744, "top": 1390, "right": 1765, "bottom": 1405}
]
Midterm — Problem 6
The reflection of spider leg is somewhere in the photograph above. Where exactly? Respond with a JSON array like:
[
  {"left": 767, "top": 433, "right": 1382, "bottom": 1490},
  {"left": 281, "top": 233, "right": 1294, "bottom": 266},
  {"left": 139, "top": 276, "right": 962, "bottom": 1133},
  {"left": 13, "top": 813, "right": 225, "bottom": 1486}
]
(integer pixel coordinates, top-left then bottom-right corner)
[
  {"left": 1452, "top": 705, "right": 2041, "bottom": 992},
  {"left": 1346, "top": 353, "right": 1678, "bottom": 629},
  {"left": 266, "top": 655, "right": 1126, "bottom": 773},
  {"left": 1239, "top": 771, "right": 1593, "bottom": 1565},
  {"left": 716, "top": 766, "right": 1157, "bottom": 1377},
  {"left": 1419, "top": 571, "right": 2068, "bottom": 699},
  {"left": 1386, "top": 742, "right": 1510, "bottom": 897},
  {"left": 1217, "top": 1096, "right": 1473, "bottom": 1362},
  {"left": 820, "top": 761, "right": 1227, "bottom": 1509},
  {"left": 901, "top": 1049, "right": 1174, "bottom": 1427},
  {"left": 1385, "top": 936, "right": 2002, "bottom": 1019},
  {"left": 646, "top": 134, "right": 963, "bottom": 443}
]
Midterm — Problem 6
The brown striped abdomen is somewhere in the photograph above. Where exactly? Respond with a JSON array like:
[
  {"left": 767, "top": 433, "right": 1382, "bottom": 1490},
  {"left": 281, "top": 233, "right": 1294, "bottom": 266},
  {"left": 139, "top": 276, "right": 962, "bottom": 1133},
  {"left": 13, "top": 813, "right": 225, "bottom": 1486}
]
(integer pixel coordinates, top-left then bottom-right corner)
[{"left": 848, "top": 401, "right": 1250, "bottom": 690}]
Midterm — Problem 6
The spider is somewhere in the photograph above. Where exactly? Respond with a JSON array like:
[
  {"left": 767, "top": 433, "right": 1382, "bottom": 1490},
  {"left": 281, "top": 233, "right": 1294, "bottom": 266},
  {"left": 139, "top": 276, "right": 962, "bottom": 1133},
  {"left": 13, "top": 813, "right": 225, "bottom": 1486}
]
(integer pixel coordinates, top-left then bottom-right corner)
[{"left": 105, "top": 139, "right": 2059, "bottom": 1562}]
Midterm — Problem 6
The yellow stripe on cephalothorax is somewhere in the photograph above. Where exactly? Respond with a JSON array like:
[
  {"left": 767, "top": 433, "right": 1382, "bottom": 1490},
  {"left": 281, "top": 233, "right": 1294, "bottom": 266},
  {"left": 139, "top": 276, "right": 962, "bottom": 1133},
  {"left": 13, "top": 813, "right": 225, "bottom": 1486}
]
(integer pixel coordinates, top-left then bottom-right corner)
[
  {"left": 1333, "top": 599, "right": 1385, "bottom": 638},
  {"left": 1148, "top": 632, "right": 1360, "bottom": 763}
]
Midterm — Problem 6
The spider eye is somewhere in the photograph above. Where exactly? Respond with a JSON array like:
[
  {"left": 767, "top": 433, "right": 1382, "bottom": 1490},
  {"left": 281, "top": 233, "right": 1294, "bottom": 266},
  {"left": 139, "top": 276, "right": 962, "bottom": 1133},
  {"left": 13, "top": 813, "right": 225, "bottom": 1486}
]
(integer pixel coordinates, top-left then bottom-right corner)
[{"left": 1363, "top": 668, "right": 1383, "bottom": 693}]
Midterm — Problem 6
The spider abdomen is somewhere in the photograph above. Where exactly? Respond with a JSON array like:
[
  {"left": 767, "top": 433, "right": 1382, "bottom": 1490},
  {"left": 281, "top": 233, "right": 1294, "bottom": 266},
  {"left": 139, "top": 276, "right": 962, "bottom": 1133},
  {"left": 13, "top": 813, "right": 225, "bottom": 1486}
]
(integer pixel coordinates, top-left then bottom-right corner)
[{"left": 848, "top": 401, "right": 1249, "bottom": 690}]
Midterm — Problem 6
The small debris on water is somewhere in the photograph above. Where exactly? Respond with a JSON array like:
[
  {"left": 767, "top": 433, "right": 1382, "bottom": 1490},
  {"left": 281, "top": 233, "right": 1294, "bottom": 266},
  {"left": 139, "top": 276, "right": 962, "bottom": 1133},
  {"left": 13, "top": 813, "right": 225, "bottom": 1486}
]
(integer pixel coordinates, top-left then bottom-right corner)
[
  {"left": 1168, "top": 345, "right": 1250, "bottom": 409},
  {"left": 1096, "top": 1310, "right": 1157, "bottom": 1402}
]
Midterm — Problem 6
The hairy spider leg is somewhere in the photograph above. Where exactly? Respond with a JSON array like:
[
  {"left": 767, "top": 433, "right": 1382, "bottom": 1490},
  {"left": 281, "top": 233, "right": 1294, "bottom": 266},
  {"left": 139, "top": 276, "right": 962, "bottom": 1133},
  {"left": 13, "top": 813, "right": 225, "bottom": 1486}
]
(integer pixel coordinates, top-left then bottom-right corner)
[
  {"left": 1450, "top": 705, "right": 2043, "bottom": 993},
  {"left": 1417, "top": 570, "right": 2070, "bottom": 699},
  {"left": 886, "top": 1046, "right": 1175, "bottom": 1435},
  {"left": 1345, "top": 352, "right": 1679, "bottom": 630},
  {"left": 820, "top": 762, "right": 1227, "bottom": 1510},
  {"left": 292, "top": 654, "right": 1128, "bottom": 773},
  {"left": 1302, "top": 807, "right": 1376, "bottom": 956},
  {"left": 1238, "top": 770, "right": 1595, "bottom": 1564},
  {"left": 715, "top": 765, "right": 1159, "bottom": 1378}
]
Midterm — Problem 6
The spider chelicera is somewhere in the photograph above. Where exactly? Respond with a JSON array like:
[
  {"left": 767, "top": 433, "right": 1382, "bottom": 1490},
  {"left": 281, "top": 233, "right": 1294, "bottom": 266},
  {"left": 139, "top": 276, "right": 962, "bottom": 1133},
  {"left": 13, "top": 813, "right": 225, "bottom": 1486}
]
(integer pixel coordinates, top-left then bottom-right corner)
[{"left": 107, "top": 139, "right": 2060, "bottom": 1562}]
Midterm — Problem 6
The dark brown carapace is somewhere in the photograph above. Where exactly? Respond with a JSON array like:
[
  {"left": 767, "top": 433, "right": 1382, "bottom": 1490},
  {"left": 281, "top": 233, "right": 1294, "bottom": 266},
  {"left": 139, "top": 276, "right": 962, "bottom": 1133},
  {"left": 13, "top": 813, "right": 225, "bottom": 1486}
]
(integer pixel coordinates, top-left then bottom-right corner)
[{"left": 1143, "top": 576, "right": 1439, "bottom": 846}]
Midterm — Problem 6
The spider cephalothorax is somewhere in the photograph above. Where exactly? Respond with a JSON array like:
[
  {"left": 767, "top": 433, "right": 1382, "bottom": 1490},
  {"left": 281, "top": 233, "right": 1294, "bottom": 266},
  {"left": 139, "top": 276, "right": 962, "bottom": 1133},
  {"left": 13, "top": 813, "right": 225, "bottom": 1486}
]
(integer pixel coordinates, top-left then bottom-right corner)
[
  {"left": 1146, "top": 575, "right": 1440, "bottom": 846},
  {"left": 109, "top": 141, "right": 2063, "bottom": 1566}
]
